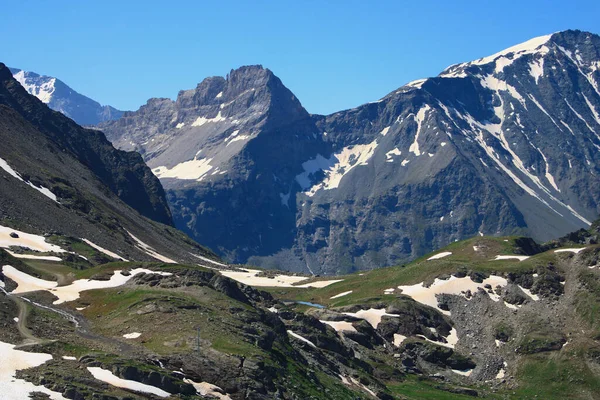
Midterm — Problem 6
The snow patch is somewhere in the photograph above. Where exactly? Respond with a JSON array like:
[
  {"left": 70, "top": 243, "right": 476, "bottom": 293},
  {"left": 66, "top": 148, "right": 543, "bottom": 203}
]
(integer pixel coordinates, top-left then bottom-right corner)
[
  {"left": 82, "top": 239, "right": 127, "bottom": 261},
  {"left": 87, "top": 367, "right": 170, "bottom": 397},
  {"left": 321, "top": 320, "right": 357, "bottom": 333},
  {"left": 2, "top": 265, "right": 171, "bottom": 304},
  {"left": 153, "top": 158, "right": 213, "bottom": 181},
  {"left": 5, "top": 250, "right": 61, "bottom": 262},
  {"left": 123, "top": 332, "right": 142, "bottom": 339},
  {"left": 191, "top": 111, "right": 227, "bottom": 127},
  {"left": 0, "top": 157, "right": 58, "bottom": 202},
  {"left": 219, "top": 268, "right": 342, "bottom": 288},
  {"left": 529, "top": 58, "right": 544, "bottom": 84},
  {"left": 330, "top": 290, "right": 352, "bottom": 299},
  {"left": 0, "top": 225, "right": 65, "bottom": 253},
  {"left": 427, "top": 251, "right": 452, "bottom": 260},
  {"left": 385, "top": 148, "right": 401, "bottom": 162},
  {"left": 287, "top": 330, "right": 316, "bottom": 348},
  {"left": 493, "top": 255, "right": 530, "bottom": 261},
  {"left": 555, "top": 248, "right": 586, "bottom": 254},
  {"left": 184, "top": 379, "right": 231, "bottom": 400},
  {"left": 393, "top": 334, "right": 407, "bottom": 346},
  {"left": 0, "top": 340, "right": 67, "bottom": 400},
  {"left": 409, "top": 105, "right": 431, "bottom": 156},
  {"left": 398, "top": 275, "right": 509, "bottom": 315},
  {"left": 126, "top": 231, "right": 176, "bottom": 263},
  {"left": 296, "top": 139, "right": 379, "bottom": 196},
  {"left": 343, "top": 308, "right": 399, "bottom": 328}
]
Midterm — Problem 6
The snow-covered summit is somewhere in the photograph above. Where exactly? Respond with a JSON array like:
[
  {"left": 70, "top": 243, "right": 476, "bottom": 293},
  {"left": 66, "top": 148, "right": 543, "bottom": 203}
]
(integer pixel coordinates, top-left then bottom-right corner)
[{"left": 9, "top": 67, "right": 124, "bottom": 125}]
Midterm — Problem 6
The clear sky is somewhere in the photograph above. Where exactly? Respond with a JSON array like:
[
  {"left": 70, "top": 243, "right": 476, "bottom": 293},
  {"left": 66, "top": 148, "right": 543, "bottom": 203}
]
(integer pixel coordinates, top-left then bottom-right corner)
[{"left": 2, "top": 0, "right": 599, "bottom": 115}]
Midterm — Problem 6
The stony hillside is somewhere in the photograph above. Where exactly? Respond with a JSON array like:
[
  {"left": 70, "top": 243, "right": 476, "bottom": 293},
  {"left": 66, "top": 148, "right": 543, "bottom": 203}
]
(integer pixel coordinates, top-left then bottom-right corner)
[
  {"left": 1, "top": 217, "right": 599, "bottom": 399},
  {"left": 99, "top": 30, "right": 600, "bottom": 274},
  {"left": 10, "top": 68, "right": 124, "bottom": 126}
]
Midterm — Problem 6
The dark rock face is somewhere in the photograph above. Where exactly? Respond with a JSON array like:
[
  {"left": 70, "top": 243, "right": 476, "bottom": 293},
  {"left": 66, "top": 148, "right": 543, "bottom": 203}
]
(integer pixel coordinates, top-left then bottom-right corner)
[
  {"left": 9, "top": 68, "right": 124, "bottom": 126},
  {"left": 0, "top": 63, "right": 173, "bottom": 226},
  {"left": 102, "top": 31, "right": 600, "bottom": 274}
]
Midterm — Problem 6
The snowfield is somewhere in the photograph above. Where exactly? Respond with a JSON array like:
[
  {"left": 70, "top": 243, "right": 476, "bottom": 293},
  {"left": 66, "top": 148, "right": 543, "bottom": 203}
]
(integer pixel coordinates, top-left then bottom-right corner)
[
  {"left": 0, "top": 157, "right": 59, "bottom": 202},
  {"left": 397, "top": 275, "right": 509, "bottom": 315},
  {"left": 87, "top": 367, "right": 170, "bottom": 397},
  {"left": 219, "top": 268, "right": 342, "bottom": 288},
  {"left": 0, "top": 341, "right": 67, "bottom": 400},
  {"left": 82, "top": 238, "right": 128, "bottom": 261},
  {"left": 0, "top": 225, "right": 65, "bottom": 253},
  {"left": 427, "top": 251, "right": 452, "bottom": 260},
  {"left": 2, "top": 265, "right": 172, "bottom": 304}
]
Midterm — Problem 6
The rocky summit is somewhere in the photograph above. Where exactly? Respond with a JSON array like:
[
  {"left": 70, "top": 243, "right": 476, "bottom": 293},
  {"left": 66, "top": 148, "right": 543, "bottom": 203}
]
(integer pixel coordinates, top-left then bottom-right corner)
[
  {"left": 10, "top": 68, "right": 123, "bottom": 126},
  {"left": 99, "top": 30, "right": 600, "bottom": 275}
]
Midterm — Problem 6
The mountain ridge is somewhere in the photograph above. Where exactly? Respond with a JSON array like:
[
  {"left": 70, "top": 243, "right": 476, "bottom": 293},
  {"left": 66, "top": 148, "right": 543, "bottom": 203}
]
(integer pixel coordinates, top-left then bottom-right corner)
[{"left": 9, "top": 67, "right": 124, "bottom": 126}]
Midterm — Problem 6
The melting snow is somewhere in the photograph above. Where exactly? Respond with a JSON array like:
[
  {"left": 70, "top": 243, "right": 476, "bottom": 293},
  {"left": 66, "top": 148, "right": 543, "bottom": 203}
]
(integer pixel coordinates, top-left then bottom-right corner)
[
  {"left": 416, "top": 327, "right": 459, "bottom": 349},
  {"left": 153, "top": 158, "right": 213, "bottom": 181},
  {"left": 519, "top": 286, "right": 539, "bottom": 301},
  {"left": 496, "top": 368, "right": 506, "bottom": 379},
  {"left": 343, "top": 308, "right": 399, "bottom": 328},
  {"left": 385, "top": 148, "right": 401, "bottom": 162},
  {"left": 330, "top": 290, "right": 353, "bottom": 299},
  {"left": 82, "top": 239, "right": 127, "bottom": 261},
  {"left": 427, "top": 251, "right": 452, "bottom": 260},
  {"left": 409, "top": 105, "right": 431, "bottom": 156},
  {"left": 529, "top": 58, "right": 545, "bottom": 84},
  {"left": 493, "top": 255, "right": 530, "bottom": 261},
  {"left": 175, "top": 122, "right": 185, "bottom": 129},
  {"left": 5, "top": 249, "right": 61, "bottom": 262},
  {"left": 219, "top": 268, "right": 342, "bottom": 288},
  {"left": 0, "top": 157, "right": 58, "bottom": 202},
  {"left": 555, "top": 248, "right": 586, "bottom": 254},
  {"left": 0, "top": 225, "right": 65, "bottom": 253},
  {"left": 190, "top": 253, "right": 228, "bottom": 267},
  {"left": 184, "top": 379, "right": 231, "bottom": 400},
  {"left": 126, "top": 231, "right": 176, "bottom": 263},
  {"left": 320, "top": 320, "right": 357, "bottom": 333},
  {"left": 287, "top": 330, "right": 316, "bottom": 348},
  {"left": 123, "top": 332, "right": 142, "bottom": 339},
  {"left": 191, "top": 111, "right": 227, "bottom": 127},
  {"left": 398, "top": 276, "right": 509, "bottom": 315},
  {"left": 452, "top": 368, "right": 473, "bottom": 377},
  {"left": 62, "top": 356, "right": 77, "bottom": 361},
  {"left": 2, "top": 265, "right": 171, "bottom": 304},
  {"left": 87, "top": 367, "right": 170, "bottom": 397},
  {"left": 296, "top": 139, "right": 379, "bottom": 196},
  {"left": 393, "top": 334, "right": 407, "bottom": 346},
  {"left": 0, "top": 340, "right": 67, "bottom": 400}
]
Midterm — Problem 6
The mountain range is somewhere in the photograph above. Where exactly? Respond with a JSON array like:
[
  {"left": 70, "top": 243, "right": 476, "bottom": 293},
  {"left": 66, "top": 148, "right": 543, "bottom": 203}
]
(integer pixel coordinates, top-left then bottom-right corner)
[
  {"left": 2, "top": 30, "right": 600, "bottom": 400},
  {"left": 94, "top": 30, "right": 599, "bottom": 274}
]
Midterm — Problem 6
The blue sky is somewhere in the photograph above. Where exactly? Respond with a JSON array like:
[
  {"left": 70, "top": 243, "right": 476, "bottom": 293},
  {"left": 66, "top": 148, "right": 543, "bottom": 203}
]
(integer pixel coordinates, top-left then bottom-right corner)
[{"left": 2, "top": 0, "right": 599, "bottom": 115}]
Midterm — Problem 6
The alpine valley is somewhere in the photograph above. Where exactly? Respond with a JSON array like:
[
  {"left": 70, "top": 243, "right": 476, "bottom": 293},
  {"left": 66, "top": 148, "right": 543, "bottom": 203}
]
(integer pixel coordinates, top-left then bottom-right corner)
[{"left": 0, "top": 29, "right": 599, "bottom": 400}]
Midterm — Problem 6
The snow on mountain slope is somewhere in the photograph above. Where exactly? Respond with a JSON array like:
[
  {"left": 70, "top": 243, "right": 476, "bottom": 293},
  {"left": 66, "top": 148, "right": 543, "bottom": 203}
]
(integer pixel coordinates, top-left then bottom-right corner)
[{"left": 100, "top": 31, "right": 600, "bottom": 274}]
